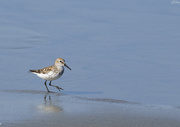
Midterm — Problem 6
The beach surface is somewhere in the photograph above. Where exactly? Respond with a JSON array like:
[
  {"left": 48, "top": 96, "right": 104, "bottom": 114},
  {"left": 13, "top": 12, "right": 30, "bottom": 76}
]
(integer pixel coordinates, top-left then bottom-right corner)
[
  {"left": 1, "top": 90, "right": 180, "bottom": 127},
  {"left": 1, "top": 0, "right": 180, "bottom": 126}
]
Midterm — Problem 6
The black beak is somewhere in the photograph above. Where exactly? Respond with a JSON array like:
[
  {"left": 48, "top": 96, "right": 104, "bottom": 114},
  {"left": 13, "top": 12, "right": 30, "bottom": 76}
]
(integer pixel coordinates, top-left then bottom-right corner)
[{"left": 64, "top": 64, "right": 71, "bottom": 70}]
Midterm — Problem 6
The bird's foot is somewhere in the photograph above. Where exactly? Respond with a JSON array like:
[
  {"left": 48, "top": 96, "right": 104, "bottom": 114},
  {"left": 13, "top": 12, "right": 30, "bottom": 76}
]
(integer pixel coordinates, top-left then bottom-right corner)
[
  {"left": 56, "top": 86, "right": 64, "bottom": 91},
  {"left": 47, "top": 91, "right": 55, "bottom": 93}
]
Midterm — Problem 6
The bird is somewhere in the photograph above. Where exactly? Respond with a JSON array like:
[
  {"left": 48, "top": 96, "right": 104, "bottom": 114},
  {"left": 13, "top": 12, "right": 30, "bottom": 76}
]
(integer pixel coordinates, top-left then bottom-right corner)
[{"left": 29, "top": 58, "right": 71, "bottom": 92}]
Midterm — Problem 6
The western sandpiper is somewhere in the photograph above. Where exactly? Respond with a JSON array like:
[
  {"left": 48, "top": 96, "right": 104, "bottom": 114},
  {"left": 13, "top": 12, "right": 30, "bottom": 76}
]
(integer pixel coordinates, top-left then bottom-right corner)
[{"left": 30, "top": 58, "right": 71, "bottom": 92}]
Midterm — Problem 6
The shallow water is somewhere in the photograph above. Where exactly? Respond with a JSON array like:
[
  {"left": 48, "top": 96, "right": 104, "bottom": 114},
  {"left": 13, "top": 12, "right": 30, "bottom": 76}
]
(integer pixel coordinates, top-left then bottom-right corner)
[
  {"left": 1, "top": 89, "right": 180, "bottom": 127},
  {"left": 0, "top": 0, "right": 180, "bottom": 125}
]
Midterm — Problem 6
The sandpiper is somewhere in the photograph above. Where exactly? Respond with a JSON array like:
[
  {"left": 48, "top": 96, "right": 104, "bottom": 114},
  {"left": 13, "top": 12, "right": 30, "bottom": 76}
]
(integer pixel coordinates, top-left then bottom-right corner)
[{"left": 30, "top": 58, "right": 71, "bottom": 92}]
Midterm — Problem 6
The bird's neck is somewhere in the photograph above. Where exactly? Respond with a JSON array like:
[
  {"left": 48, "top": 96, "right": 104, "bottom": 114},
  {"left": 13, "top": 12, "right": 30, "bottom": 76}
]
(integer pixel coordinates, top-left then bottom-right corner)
[{"left": 55, "top": 65, "right": 64, "bottom": 71}]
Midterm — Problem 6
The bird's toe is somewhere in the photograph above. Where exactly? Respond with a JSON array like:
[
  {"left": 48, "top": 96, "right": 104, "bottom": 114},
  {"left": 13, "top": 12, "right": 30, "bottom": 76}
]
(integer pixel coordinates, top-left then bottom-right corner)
[{"left": 56, "top": 86, "right": 64, "bottom": 91}]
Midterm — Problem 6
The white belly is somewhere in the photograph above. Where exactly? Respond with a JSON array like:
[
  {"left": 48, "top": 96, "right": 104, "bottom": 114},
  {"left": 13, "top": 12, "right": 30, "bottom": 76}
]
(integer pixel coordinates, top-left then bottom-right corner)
[{"left": 36, "top": 70, "right": 64, "bottom": 81}]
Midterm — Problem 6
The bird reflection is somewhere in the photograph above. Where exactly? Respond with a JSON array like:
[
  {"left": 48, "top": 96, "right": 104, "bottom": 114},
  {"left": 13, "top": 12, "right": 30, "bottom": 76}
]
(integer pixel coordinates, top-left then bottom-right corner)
[{"left": 37, "top": 94, "right": 63, "bottom": 113}]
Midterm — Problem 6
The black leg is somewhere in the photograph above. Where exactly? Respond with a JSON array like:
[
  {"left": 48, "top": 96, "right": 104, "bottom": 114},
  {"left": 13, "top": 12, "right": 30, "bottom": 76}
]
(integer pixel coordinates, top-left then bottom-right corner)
[
  {"left": 44, "top": 80, "right": 50, "bottom": 92},
  {"left": 49, "top": 81, "right": 64, "bottom": 91}
]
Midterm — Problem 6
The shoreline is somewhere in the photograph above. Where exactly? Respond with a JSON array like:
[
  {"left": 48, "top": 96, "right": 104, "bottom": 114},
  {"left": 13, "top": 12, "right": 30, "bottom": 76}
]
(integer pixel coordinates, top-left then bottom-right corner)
[{"left": 1, "top": 90, "right": 180, "bottom": 127}]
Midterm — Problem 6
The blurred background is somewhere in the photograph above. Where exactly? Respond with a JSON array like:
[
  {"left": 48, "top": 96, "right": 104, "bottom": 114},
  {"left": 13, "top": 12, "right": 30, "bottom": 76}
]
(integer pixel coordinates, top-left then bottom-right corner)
[{"left": 0, "top": 0, "right": 180, "bottom": 107}]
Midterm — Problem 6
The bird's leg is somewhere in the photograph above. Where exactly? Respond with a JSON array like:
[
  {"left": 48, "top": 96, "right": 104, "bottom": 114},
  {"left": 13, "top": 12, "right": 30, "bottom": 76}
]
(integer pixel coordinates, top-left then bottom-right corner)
[
  {"left": 44, "top": 80, "right": 50, "bottom": 92},
  {"left": 49, "top": 81, "right": 64, "bottom": 91}
]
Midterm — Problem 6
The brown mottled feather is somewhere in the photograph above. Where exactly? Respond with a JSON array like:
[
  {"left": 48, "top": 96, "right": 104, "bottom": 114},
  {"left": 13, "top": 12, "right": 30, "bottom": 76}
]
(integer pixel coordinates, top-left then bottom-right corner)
[{"left": 30, "top": 66, "right": 53, "bottom": 74}]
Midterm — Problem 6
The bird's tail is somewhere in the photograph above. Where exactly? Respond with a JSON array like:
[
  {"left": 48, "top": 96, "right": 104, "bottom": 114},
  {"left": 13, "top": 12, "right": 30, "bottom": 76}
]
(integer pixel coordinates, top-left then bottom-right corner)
[{"left": 29, "top": 69, "right": 39, "bottom": 73}]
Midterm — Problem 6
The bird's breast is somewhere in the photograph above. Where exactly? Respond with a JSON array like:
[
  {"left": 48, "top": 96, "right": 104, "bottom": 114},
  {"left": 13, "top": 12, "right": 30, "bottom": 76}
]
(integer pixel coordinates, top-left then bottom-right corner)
[{"left": 58, "top": 68, "right": 64, "bottom": 76}]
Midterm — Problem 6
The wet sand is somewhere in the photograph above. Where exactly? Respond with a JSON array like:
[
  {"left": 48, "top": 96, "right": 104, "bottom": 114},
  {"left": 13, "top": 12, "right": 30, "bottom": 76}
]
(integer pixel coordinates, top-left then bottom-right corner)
[
  {"left": 1, "top": 90, "right": 180, "bottom": 127},
  {"left": 0, "top": 0, "right": 180, "bottom": 127}
]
